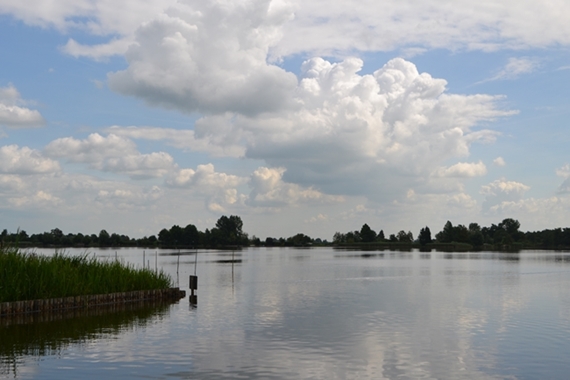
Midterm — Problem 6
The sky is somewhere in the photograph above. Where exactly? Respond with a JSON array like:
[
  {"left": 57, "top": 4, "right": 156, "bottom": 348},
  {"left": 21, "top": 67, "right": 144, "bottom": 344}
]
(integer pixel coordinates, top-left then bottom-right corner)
[{"left": 1, "top": 0, "right": 570, "bottom": 240}]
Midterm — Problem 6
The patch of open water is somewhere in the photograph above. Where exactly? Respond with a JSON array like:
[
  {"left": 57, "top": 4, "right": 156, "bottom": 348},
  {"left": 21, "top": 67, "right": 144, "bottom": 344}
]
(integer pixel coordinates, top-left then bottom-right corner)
[{"left": 2, "top": 247, "right": 570, "bottom": 379}]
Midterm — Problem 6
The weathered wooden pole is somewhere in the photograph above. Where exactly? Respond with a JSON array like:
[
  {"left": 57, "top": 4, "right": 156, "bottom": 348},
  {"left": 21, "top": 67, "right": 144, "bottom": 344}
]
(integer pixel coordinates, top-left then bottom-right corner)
[{"left": 190, "top": 243, "right": 198, "bottom": 305}]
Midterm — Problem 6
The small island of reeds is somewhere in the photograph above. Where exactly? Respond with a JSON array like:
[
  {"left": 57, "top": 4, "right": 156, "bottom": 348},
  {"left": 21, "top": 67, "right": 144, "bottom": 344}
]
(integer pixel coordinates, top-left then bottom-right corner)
[{"left": 0, "top": 247, "right": 172, "bottom": 303}]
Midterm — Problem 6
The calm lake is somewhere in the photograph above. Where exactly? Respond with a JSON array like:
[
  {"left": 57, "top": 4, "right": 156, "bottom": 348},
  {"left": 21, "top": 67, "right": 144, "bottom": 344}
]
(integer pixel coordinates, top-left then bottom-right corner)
[{"left": 2, "top": 247, "right": 570, "bottom": 379}]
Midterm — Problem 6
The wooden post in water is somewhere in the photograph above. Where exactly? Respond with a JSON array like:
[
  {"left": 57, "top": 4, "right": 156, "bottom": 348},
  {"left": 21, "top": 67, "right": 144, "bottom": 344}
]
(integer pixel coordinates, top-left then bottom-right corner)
[
  {"left": 189, "top": 275, "right": 198, "bottom": 305},
  {"left": 190, "top": 243, "right": 198, "bottom": 305},
  {"left": 176, "top": 249, "right": 180, "bottom": 287}
]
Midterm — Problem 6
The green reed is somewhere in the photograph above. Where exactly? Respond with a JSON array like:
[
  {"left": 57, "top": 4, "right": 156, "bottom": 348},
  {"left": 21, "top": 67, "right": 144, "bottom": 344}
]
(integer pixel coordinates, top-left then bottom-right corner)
[{"left": 0, "top": 247, "right": 172, "bottom": 303}]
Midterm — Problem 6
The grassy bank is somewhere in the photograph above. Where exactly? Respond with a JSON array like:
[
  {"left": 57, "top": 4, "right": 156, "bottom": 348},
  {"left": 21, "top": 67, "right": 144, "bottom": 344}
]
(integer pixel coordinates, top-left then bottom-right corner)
[{"left": 0, "top": 247, "right": 172, "bottom": 303}]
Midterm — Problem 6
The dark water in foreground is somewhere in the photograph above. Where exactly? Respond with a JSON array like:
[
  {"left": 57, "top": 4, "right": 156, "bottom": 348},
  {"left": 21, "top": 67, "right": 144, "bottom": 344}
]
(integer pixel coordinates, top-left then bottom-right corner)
[{"left": 2, "top": 247, "right": 570, "bottom": 379}]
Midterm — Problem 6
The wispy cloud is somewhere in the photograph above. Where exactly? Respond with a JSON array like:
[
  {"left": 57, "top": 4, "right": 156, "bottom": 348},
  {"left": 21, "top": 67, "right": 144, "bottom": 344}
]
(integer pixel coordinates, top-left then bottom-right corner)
[
  {"left": 493, "top": 157, "right": 506, "bottom": 167},
  {"left": 479, "top": 57, "right": 540, "bottom": 83}
]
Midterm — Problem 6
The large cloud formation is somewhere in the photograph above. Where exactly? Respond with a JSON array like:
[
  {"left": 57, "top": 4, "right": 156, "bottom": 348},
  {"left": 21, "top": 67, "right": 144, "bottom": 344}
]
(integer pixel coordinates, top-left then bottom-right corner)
[
  {"left": 3, "top": 0, "right": 570, "bottom": 59},
  {"left": 187, "top": 57, "right": 512, "bottom": 200},
  {"left": 108, "top": 0, "right": 298, "bottom": 115},
  {"left": 108, "top": 55, "right": 513, "bottom": 203}
]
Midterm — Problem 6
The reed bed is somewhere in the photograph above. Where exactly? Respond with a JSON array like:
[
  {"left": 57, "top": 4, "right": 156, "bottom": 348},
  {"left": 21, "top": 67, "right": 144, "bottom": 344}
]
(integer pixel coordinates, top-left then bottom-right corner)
[{"left": 0, "top": 247, "right": 172, "bottom": 303}]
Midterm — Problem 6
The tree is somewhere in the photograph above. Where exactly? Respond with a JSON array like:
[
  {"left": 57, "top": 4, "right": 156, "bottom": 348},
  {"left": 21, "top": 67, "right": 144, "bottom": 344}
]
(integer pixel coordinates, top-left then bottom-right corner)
[
  {"left": 418, "top": 227, "right": 432, "bottom": 246},
  {"left": 287, "top": 233, "right": 312, "bottom": 246},
  {"left": 169, "top": 225, "right": 184, "bottom": 246},
  {"left": 333, "top": 232, "right": 346, "bottom": 244},
  {"left": 454, "top": 224, "right": 470, "bottom": 244},
  {"left": 213, "top": 215, "right": 247, "bottom": 245},
  {"left": 51, "top": 228, "right": 63, "bottom": 244},
  {"left": 377, "top": 230, "right": 385, "bottom": 241},
  {"left": 469, "top": 223, "right": 481, "bottom": 234},
  {"left": 18, "top": 230, "right": 28, "bottom": 241},
  {"left": 436, "top": 221, "right": 454, "bottom": 243},
  {"left": 51, "top": 228, "right": 63, "bottom": 238},
  {"left": 182, "top": 224, "right": 199, "bottom": 246},
  {"left": 360, "top": 223, "right": 377, "bottom": 243},
  {"left": 72, "top": 233, "right": 84, "bottom": 246},
  {"left": 110, "top": 233, "right": 121, "bottom": 246},
  {"left": 397, "top": 230, "right": 413, "bottom": 243},
  {"left": 158, "top": 228, "right": 171, "bottom": 245},
  {"left": 345, "top": 231, "right": 360, "bottom": 243},
  {"left": 470, "top": 231, "right": 484, "bottom": 247},
  {"left": 98, "top": 229, "right": 110, "bottom": 246},
  {"left": 251, "top": 235, "right": 261, "bottom": 246},
  {"left": 499, "top": 218, "right": 521, "bottom": 242},
  {"left": 469, "top": 223, "right": 483, "bottom": 247}
]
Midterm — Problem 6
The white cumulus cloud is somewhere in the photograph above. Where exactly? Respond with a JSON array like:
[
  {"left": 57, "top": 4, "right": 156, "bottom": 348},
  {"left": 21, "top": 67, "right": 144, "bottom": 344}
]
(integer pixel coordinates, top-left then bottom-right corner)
[
  {"left": 493, "top": 157, "right": 506, "bottom": 166},
  {"left": 106, "top": 125, "right": 245, "bottom": 157},
  {"left": 9, "top": 190, "right": 62, "bottom": 208},
  {"left": 435, "top": 161, "right": 487, "bottom": 178},
  {"left": 0, "top": 174, "right": 25, "bottom": 191},
  {"left": 190, "top": 57, "right": 515, "bottom": 201},
  {"left": 4, "top": 0, "right": 570, "bottom": 59},
  {"left": 0, "top": 145, "right": 60, "bottom": 174},
  {"left": 108, "top": 0, "right": 298, "bottom": 116},
  {"left": 556, "top": 164, "right": 570, "bottom": 178},
  {"left": 0, "top": 85, "right": 45, "bottom": 129},
  {"left": 556, "top": 164, "right": 570, "bottom": 194},
  {"left": 95, "top": 185, "right": 164, "bottom": 210},
  {"left": 167, "top": 163, "right": 246, "bottom": 191},
  {"left": 248, "top": 166, "right": 343, "bottom": 208},
  {"left": 44, "top": 133, "right": 175, "bottom": 178},
  {"left": 481, "top": 179, "right": 530, "bottom": 213}
]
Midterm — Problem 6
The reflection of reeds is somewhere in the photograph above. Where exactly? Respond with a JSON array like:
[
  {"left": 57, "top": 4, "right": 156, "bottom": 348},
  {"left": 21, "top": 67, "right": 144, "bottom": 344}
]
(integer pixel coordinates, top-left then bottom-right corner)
[
  {"left": 0, "top": 299, "right": 172, "bottom": 377},
  {"left": 0, "top": 247, "right": 172, "bottom": 303}
]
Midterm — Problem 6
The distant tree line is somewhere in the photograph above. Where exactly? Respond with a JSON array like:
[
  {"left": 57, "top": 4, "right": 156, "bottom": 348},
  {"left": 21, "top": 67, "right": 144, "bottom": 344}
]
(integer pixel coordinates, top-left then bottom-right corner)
[
  {"left": 1, "top": 215, "right": 250, "bottom": 249},
  {"left": 333, "top": 218, "right": 570, "bottom": 250},
  {"left": 256, "top": 234, "right": 326, "bottom": 247},
  {"left": 3, "top": 215, "right": 570, "bottom": 250},
  {"left": 0, "top": 215, "right": 328, "bottom": 249},
  {"left": 333, "top": 223, "right": 414, "bottom": 244}
]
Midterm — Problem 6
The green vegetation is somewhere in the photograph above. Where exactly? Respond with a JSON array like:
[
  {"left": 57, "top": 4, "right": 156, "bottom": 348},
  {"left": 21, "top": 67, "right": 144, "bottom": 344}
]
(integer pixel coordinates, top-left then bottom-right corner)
[
  {"left": 2, "top": 214, "right": 570, "bottom": 251},
  {"left": 0, "top": 246, "right": 172, "bottom": 303},
  {"left": 1, "top": 215, "right": 250, "bottom": 249},
  {"left": 334, "top": 218, "right": 570, "bottom": 250}
]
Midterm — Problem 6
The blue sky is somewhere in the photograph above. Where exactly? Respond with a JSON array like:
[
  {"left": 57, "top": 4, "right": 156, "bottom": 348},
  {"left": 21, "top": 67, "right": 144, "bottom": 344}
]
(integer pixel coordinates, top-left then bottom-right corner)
[{"left": 1, "top": 0, "right": 570, "bottom": 240}]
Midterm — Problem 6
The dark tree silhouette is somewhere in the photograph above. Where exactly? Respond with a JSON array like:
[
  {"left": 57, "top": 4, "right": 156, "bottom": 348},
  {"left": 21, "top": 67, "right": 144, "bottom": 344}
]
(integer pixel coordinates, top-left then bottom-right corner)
[
  {"left": 360, "top": 223, "right": 377, "bottom": 242},
  {"left": 418, "top": 227, "right": 432, "bottom": 246}
]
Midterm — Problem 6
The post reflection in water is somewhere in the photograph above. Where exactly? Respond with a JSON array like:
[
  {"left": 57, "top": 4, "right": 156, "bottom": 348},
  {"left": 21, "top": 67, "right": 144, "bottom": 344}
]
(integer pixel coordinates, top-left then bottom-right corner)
[{"left": 2, "top": 247, "right": 570, "bottom": 379}]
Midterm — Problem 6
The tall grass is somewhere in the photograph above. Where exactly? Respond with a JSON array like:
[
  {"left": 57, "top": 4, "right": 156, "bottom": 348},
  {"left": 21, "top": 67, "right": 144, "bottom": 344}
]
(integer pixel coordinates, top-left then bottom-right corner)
[{"left": 0, "top": 247, "right": 172, "bottom": 303}]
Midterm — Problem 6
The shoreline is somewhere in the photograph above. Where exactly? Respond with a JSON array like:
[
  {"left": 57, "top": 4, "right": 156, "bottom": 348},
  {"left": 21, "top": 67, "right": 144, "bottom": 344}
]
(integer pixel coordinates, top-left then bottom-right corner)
[{"left": 0, "top": 288, "right": 186, "bottom": 318}]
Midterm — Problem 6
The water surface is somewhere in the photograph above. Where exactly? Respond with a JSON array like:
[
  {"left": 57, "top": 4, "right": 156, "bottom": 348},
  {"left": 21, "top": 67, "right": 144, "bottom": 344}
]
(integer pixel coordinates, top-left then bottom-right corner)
[{"left": 2, "top": 247, "right": 570, "bottom": 379}]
